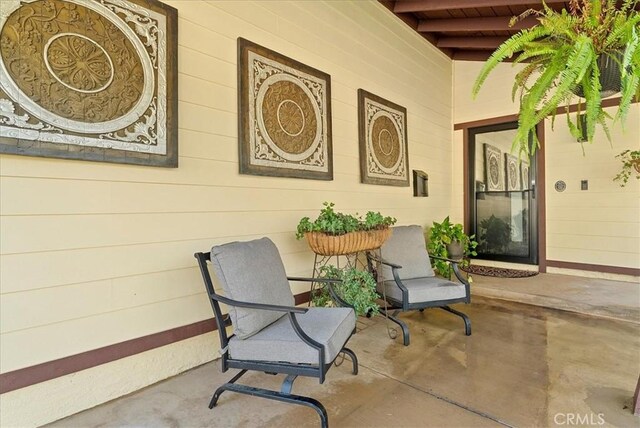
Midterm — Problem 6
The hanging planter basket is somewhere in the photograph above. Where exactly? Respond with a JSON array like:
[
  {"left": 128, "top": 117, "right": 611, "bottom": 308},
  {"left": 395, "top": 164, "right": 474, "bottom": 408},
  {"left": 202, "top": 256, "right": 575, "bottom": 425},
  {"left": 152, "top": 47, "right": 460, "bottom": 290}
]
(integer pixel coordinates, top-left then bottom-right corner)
[
  {"left": 304, "top": 229, "right": 392, "bottom": 256},
  {"left": 573, "top": 51, "right": 622, "bottom": 98}
]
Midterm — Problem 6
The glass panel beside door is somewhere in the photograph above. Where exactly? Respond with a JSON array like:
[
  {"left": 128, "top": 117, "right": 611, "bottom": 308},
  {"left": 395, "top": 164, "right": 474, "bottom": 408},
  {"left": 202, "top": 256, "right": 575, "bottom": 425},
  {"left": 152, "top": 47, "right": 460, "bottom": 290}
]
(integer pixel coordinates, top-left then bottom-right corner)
[{"left": 468, "top": 122, "right": 538, "bottom": 265}]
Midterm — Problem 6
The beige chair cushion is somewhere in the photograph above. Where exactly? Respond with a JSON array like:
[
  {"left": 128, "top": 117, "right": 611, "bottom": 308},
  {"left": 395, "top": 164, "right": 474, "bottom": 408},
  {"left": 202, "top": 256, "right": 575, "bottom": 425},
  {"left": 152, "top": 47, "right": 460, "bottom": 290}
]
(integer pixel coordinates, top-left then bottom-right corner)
[
  {"left": 229, "top": 307, "right": 356, "bottom": 364},
  {"left": 211, "top": 238, "right": 295, "bottom": 339},
  {"left": 380, "top": 225, "right": 435, "bottom": 281},
  {"left": 381, "top": 277, "right": 466, "bottom": 304}
]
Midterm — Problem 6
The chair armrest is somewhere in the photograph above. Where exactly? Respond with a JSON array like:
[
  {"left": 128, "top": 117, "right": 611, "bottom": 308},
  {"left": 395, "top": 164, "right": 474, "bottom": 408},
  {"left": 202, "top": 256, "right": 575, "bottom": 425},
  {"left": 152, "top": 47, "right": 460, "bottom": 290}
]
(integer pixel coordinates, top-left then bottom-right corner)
[
  {"left": 367, "top": 253, "right": 402, "bottom": 269},
  {"left": 210, "top": 293, "right": 308, "bottom": 314},
  {"left": 429, "top": 254, "right": 462, "bottom": 264},
  {"left": 428, "top": 255, "right": 470, "bottom": 295},
  {"left": 287, "top": 276, "right": 341, "bottom": 284}
]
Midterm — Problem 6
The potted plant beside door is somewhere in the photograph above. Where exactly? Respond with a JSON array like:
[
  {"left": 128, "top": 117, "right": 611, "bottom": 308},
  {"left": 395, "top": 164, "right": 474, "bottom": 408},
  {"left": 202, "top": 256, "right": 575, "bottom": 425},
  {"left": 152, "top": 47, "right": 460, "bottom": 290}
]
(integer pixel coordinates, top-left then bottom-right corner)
[
  {"left": 427, "top": 217, "right": 478, "bottom": 278},
  {"left": 473, "top": 0, "right": 640, "bottom": 157}
]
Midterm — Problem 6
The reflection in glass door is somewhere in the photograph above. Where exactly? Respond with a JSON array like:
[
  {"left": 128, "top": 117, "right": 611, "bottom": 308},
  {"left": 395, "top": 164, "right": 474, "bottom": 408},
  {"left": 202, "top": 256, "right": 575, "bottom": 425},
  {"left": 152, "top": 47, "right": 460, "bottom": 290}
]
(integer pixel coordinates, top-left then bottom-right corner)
[{"left": 468, "top": 122, "right": 538, "bottom": 265}]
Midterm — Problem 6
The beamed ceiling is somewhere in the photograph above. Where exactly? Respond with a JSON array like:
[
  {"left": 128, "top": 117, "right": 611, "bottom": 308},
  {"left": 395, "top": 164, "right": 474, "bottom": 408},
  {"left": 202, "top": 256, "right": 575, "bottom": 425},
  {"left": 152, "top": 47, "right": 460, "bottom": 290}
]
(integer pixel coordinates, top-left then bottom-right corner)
[{"left": 380, "top": 0, "right": 640, "bottom": 61}]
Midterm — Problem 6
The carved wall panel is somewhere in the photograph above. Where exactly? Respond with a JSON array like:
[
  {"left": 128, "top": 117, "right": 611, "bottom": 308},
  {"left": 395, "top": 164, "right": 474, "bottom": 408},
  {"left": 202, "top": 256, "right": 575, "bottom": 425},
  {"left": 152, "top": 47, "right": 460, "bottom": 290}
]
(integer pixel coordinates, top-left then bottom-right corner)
[
  {"left": 484, "top": 143, "right": 504, "bottom": 191},
  {"left": 521, "top": 161, "right": 530, "bottom": 190},
  {"left": 505, "top": 153, "right": 520, "bottom": 191},
  {"left": 358, "top": 89, "right": 409, "bottom": 186},
  {"left": 238, "top": 38, "right": 332, "bottom": 180},
  {"left": 0, "top": 0, "right": 177, "bottom": 167}
]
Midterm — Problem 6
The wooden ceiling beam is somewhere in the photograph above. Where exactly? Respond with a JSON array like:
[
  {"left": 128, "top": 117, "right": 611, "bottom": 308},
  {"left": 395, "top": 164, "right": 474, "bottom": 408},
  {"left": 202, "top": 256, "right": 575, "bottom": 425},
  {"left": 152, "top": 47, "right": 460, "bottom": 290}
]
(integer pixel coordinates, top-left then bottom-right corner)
[
  {"left": 418, "top": 16, "right": 538, "bottom": 32},
  {"left": 379, "top": 0, "right": 454, "bottom": 57},
  {"left": 452, "top": 50, "right": 493, "bottom": 62},
  {"left": 436, "top": 36, "right": 508, "bottom": 49},
  {"left": 394, "top": 0, "right": 566, "bottom": 13}
]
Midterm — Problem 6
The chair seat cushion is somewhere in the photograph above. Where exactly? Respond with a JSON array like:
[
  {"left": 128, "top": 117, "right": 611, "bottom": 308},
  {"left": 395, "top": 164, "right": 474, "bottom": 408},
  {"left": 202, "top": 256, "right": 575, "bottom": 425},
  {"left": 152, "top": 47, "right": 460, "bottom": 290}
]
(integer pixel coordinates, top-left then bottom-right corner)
[
  {"left": 381, "top": 277, "right": 467, "bottom": 304},
  {"left": 228, "top": 307, "right": 356, "bottom": 365}
]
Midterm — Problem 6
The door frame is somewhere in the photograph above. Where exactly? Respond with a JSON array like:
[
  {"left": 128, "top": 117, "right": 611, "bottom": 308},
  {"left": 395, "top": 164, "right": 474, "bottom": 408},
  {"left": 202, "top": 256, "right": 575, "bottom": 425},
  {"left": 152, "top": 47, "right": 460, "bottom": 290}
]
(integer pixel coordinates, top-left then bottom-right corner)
[{"left": 461, "top": 120, "right": 546, "bottom": 272}]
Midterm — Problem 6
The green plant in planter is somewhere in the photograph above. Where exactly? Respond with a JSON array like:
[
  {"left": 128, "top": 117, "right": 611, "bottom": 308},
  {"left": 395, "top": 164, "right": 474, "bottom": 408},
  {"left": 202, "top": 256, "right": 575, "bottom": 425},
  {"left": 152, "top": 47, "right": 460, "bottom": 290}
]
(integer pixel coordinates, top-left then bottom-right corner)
[
  {"left": 311, "top": 265, "right": 380, "bottom": 317},
  {"left": 613, "top": 149, "right": 640, "bottom": 186},
  {"left": 295, "top": 202, "right": 396, "bottom": 239},
  {"left": 427, "top": 216, "right": 478, "bottom": 278},
  {"left": 473, "top": 0, "right": 640, "bottom": 157}
]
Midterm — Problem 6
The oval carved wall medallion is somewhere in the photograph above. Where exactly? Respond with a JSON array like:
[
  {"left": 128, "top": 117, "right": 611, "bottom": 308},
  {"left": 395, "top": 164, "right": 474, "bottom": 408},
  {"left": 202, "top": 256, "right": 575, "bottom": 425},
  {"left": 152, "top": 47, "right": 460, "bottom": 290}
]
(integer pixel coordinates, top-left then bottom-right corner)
[
  {"left": 0, "top": 0, "right": 155, "bottom": 134},
  {"left": 44, "top": 33, "right": 115, "bottom": 94},
  {"left": 0, "top": 0, "right": 177, "bottom": 166},
  {"left": 257, "top": 76, "right": 320, "bottom": 160},
  {"left": 369, "top": 112, "right": 402, "bottom": 172}
]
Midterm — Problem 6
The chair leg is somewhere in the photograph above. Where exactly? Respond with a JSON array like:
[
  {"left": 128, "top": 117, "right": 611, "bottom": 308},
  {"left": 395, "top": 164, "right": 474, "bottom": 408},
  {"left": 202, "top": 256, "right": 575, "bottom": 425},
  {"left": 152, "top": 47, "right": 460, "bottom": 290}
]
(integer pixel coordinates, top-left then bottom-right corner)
[
  {"left": 341, "top": 347, "right": 359, "bottom": 375},
  {"left": 211, "top": 380, "right": 328, "bottom": 428},
  {"left": 209, "top": 369, "right": 248, "bottom": 409},
  {"left": 441, "top": 306, "right": 472, "bottom": 336},
  {"left": 281, "top": 374, "right": 297, "bottom": 394},
  {"left": 381, "top": 308, "right": 410, "bottom": 346}
]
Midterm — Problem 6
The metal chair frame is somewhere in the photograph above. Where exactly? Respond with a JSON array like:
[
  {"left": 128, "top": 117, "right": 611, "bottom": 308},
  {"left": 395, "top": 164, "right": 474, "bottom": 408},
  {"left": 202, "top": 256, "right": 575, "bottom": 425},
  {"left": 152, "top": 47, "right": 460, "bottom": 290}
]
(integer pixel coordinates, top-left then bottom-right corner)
[
  {"left": 367, "top": 253, "right": 472, "bottom": 346},
  {"left": 195, "top": 252, "right": 358, "bottom": 428}
]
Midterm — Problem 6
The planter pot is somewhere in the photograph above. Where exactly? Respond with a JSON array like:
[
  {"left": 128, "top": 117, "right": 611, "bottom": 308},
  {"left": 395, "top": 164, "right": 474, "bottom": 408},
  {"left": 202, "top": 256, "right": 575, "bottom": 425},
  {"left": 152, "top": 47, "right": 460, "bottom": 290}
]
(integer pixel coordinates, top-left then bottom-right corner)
[
  {"left": 305, "top": 229, "right": 392, "bottom": 256},
  {"left": 573, "top": 51, "right": 622, "bottom": 98},
  {"left": 446, "top": 241, "right": 464, "bottom": 260}
]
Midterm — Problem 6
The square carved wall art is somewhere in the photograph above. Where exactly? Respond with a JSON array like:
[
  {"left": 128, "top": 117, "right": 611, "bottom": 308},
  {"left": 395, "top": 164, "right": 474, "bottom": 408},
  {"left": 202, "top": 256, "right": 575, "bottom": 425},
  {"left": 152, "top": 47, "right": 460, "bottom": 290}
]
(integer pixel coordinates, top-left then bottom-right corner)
[
  {"left": 358, "top": 89, "right": 409, "bottom": 186},
  {"left": 521, "top": 161, "right": 530, "bottom": 190},
  {"left": 484, "top": 143, "right": 504, "bottom": 191},
  {"left": 504, "top": 153, "right": 520, "bottom": 191},
  {"left": 238, "top": 38, "right": 332, "bottom": 180},
  {"left": 0, "top": 0, "right": 178, "bottom": 167}
]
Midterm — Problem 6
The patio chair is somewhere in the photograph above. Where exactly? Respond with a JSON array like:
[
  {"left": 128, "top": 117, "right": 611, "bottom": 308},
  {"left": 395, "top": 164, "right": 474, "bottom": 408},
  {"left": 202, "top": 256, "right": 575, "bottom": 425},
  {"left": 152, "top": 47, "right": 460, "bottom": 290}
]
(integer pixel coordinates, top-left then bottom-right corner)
[
  {"left": 194, "top": 237, "right": 358, "bottom": 428},
  {"left": 367, "top": 225, "right": 471, "bottom": 346}
]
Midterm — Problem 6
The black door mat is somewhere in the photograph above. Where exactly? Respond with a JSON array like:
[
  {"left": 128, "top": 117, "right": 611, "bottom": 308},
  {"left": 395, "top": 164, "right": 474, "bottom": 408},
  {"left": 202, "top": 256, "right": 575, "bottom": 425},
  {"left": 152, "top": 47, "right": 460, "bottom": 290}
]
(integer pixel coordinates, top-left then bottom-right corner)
[{"left": 462, "top": 264, "right": 539, "bottom": 278}]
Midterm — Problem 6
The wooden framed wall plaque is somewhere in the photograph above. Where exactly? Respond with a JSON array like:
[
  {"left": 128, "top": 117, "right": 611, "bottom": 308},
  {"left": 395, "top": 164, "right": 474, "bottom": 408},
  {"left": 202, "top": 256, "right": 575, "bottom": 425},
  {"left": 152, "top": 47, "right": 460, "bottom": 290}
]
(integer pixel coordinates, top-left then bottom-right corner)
[
  {"left": 237, "top": 38, "right": 332, "bottom": 180},
  {"left": 505, "top": 153, "right": 520, "bottom": 191},
  {"left": 484, "top": 143, "right": 504, "bottom": 191},
  {"left": 521, "top": 161, "right": 530, "bottom": 190},
  {"left": 358, "top": 89, "right": 409, "bottom": 186},
  {"left": 0, "top": 0, "right": 178, "bottom": 167}
]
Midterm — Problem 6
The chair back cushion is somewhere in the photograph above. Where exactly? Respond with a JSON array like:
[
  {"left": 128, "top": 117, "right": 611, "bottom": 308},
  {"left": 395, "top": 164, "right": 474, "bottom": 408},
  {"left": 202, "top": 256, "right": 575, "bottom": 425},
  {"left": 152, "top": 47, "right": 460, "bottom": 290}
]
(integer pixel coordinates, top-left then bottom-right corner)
[
  {"left": 380, "top": 225, "right": 435, "bottom": 281},
  {"left": 211, "top": 237, "right": 294, "bottom": 339}
]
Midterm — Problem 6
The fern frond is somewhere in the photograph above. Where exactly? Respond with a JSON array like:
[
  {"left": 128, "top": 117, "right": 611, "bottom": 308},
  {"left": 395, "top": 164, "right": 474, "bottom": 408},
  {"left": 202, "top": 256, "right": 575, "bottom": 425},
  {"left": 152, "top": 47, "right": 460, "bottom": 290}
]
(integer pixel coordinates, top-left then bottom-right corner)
[
  {"left": 581, "top": 56, "right": 602, "bottom": 143},
  {"left": 615, "top": 26, "right": 640, "bottom": 127},
  {"left": 533, "top": 36, "right": 594, "bottom": 123},
  {"left": 597, "top": 110, "right": 612, "bottom": 143},
  {"left": 512, "top": 62, "right": 542, "bottom": 101},
  {"left": 472, "top": 26, "right": 553, "bottom": 98},
  {"left": 566, "top": 107, "right": 583, "bottom": 140}
]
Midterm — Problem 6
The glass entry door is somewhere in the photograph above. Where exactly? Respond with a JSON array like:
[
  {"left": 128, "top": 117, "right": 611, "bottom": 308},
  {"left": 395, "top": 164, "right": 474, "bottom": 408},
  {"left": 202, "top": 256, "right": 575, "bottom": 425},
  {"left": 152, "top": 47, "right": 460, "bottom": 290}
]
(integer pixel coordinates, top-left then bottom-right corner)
[{"left": 468, "top": 122, "right": 538, "bottom": 265}]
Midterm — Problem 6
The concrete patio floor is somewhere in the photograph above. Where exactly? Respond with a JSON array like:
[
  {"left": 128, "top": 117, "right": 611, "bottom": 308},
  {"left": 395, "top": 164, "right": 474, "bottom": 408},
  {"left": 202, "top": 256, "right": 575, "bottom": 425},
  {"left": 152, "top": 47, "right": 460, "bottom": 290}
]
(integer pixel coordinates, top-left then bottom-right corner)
[
  {"left": 471, "top": 272, "right": 640, "bottom": 324},
  {"left": 49, "top": 297, "right": 640, "bottom": 427}
]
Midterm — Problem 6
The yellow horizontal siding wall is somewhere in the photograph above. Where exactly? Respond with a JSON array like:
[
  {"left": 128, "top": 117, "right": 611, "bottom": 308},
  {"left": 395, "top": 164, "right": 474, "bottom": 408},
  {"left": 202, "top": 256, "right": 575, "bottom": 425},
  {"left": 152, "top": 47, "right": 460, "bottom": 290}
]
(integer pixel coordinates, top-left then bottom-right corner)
[
  {"left": 0, "top": 1, "right": 452, "bottom": 424},
  {"left": 544, "top": 105, "right": 640, "bottom": 269},
  {"left": 453, "top": 60, "right": 640, "bottom": 271}
]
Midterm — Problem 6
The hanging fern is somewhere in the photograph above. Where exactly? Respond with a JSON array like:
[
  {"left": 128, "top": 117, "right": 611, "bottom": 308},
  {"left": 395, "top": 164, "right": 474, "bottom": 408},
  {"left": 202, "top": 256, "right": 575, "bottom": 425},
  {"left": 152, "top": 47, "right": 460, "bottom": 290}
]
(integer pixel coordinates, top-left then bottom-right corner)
[{"left": 473, "top": 0, "right": 640, "bottom": 158}]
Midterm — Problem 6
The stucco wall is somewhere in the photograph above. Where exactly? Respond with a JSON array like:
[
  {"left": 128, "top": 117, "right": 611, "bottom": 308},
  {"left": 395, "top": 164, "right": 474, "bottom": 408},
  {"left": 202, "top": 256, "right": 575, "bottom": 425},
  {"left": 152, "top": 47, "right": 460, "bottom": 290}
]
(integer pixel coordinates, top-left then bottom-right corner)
[
  {"left": 0, "top": 1, "right": 452, "bottom": 425},
  {"left": 453, "top": 60, "right": 640, "bottom": 272}
]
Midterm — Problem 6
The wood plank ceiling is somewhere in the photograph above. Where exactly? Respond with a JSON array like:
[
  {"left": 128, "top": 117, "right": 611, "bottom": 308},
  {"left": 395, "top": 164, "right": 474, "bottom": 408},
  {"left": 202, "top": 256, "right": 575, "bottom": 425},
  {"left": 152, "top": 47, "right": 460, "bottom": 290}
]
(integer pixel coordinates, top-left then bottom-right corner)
[{"left": 380, "top": 0, "right": 637, "bottom": 61}]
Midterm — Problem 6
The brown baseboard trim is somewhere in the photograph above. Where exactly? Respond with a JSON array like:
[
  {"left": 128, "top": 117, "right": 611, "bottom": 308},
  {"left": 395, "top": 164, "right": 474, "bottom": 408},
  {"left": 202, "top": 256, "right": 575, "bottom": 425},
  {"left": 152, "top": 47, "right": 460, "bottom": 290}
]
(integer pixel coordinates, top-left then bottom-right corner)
[
  {"left": 0, "top": 292, "right": 312, "bottom": 395},
  {"left": 546, "top": 260, "right": 640, "bottom": 277},
  {"left": 294, "top": 290, "right": 311, "bottom": 305}
]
